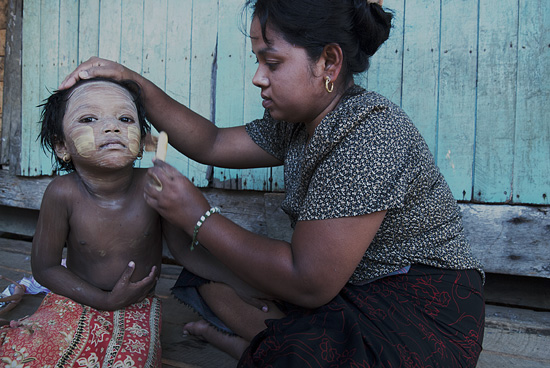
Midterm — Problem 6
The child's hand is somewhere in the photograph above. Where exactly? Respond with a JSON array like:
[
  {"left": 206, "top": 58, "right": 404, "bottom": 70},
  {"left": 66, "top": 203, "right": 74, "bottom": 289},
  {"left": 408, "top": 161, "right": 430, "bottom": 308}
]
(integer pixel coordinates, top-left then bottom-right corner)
[{"left": 107, "top": 262, "right": 158, "bottom": 310}]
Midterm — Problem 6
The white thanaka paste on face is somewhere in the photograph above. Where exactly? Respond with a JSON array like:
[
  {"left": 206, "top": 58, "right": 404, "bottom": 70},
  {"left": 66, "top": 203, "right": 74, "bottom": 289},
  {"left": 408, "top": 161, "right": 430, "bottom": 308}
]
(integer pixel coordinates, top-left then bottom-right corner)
[
  {"left": 70, "top": 125, "right": 95, "bottom": 158},
  {"left": 127, "top": 125, "right": 141, "bottom": 156},
  {"left": 62, "top": 81, "right": 141, "bottom": 163}
]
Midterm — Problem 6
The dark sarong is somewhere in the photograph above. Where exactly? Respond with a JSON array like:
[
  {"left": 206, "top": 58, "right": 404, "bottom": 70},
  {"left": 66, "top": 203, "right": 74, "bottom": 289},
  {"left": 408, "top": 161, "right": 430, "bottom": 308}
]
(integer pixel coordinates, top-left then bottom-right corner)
[{"left": 174, "top": 265, "right": 484, "bottom": 367}]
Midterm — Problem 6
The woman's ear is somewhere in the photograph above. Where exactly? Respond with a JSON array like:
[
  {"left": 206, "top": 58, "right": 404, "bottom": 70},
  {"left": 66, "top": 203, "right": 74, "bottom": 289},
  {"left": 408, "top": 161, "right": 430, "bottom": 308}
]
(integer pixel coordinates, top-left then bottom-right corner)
[{"left": 321, "top": 43, "right": 344, "bottom": 82}]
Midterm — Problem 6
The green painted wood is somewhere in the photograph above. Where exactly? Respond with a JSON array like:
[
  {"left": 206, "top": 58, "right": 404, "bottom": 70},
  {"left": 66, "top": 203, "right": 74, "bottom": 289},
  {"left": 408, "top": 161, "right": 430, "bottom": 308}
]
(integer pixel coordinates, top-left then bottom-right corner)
[
  {"left": 163, "top": 0, "right": 193, "bottom": 176},
  {"left": 187, "top": 0, "right": 218, "bottom": 187},
  {"left": 474, "top": 0, "right": 518, "bottom": 203},
  {"left": 241, "top": 6, "right": 276, "bottom": 191},
  {"left": 20, "top": 0, "right": 41, "bottom": 177},
  {"left": 437, "top": 0, "right": 478, "bottom": 201},
  {"left": 98, "top": 0, "right": 122, "bottom": 61},
  {"left": 58, "top": 0, "right": 80, "bottom": 86},
  {"left": 120, "top": 0, "right": 144, "bottom": 73},
  {"left": 213, "top": 0, "right": 248, "bottom": 190},
  {"left": 401, "top": 0, "right": 440, "bottom": 154},
  {"left": 213, "top": 0, "right": 271, "bottom": 191},
  {"left": 36, "top": 1, "right": 60, "bottom": 175},
  {"left": 365, "top": 0, "right": 405, "bottom": 106},
  {"left": 77, "top": 0, "right": 100, "bottom": 62},
  {"left": 17, "top": 0, "right": 550, "bottom": 205},
  {"left": 141, "top": 0, "right": 168, "bottom": 168},
  {"left": 513, "top": 0, "right": 550, "bottom": 205}
]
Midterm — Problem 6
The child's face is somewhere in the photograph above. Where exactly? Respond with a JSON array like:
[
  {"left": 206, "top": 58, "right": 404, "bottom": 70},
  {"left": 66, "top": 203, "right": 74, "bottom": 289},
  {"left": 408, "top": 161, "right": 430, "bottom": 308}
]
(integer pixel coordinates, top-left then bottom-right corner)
[{"left": 56, "top": 81, "right": 142, "bottom": 170}]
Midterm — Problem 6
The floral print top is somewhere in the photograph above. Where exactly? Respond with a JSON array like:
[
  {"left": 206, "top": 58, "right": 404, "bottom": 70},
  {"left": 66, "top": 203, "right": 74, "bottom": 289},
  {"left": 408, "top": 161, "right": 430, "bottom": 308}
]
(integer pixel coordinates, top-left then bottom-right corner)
[{"left": 245, "top": 85, "right": 484, "bottom": 284}]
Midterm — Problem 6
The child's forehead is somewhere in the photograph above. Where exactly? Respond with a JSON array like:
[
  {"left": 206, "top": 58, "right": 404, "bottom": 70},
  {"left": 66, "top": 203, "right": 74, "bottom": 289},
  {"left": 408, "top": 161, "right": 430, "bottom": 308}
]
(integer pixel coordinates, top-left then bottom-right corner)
[{"left": 67, "top": 81, "right": 134, "bottom": 104}]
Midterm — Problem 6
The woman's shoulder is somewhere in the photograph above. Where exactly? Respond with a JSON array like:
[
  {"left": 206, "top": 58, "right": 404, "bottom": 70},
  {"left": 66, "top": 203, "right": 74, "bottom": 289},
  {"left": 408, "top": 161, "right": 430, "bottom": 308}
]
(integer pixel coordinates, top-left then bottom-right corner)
[{"left": 342, "top": 86, "right": 402, "bottom": 114}]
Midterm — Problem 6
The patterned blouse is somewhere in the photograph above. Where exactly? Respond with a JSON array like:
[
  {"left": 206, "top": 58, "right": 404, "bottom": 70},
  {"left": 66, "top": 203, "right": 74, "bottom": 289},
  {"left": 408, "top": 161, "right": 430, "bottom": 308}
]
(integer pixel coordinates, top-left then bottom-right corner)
[{"left": 245, "top": 85, "right": 484, "bottom": 284}]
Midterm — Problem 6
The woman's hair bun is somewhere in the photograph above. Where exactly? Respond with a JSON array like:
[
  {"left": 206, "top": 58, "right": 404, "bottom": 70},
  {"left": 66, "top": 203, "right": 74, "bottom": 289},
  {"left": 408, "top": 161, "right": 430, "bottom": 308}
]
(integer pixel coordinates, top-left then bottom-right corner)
[{"left": 352, "top": 0, "right": 393, "bottom": 57}]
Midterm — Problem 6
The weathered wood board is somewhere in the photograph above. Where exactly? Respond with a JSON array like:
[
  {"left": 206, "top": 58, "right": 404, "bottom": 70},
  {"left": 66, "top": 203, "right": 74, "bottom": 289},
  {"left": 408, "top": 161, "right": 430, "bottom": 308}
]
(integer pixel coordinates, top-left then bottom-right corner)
[{"left": 1, "top": 171, "right": 548, "bottom": 279}]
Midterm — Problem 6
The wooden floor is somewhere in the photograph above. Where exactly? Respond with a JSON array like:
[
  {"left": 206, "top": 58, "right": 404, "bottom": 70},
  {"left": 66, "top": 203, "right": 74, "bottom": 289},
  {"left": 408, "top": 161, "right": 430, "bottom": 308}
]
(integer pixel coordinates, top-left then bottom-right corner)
[{"left": 1, "top": 236, "right": 549, "bottom": 368}]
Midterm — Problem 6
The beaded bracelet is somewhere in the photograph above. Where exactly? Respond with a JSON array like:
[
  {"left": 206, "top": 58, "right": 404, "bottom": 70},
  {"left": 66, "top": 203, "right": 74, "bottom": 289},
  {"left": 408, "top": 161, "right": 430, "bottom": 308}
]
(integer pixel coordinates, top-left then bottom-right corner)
[{"left": 190, "top": 207, "right": 220, "bottom": 250}]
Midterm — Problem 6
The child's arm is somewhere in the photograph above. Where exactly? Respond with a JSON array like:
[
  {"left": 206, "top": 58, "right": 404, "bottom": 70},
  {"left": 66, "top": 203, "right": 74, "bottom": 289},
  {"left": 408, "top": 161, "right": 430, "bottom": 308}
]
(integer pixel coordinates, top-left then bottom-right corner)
[{"left": 31, "top": 179, "right": 157, "bottom": 310}]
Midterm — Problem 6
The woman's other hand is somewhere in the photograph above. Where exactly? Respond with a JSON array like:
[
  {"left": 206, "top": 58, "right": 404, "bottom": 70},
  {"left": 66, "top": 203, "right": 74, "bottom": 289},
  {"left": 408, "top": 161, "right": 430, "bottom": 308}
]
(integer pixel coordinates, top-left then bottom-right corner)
[
  {"left": 144, "top": 159, "right": 210, "bottom": 233},
  {"left": 59, "top": 57, "right": 131, "bottom": 90}
]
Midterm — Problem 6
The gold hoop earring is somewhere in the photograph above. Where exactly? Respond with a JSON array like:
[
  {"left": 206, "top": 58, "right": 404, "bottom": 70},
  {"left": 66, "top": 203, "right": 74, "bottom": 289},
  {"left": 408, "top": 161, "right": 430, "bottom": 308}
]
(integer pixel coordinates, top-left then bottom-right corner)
[
  {"left": 62, "top": 153, "right": 71, "bottom": 163},
  {"left": 325, "top": 76, "right": 334, "bottom": 93}
]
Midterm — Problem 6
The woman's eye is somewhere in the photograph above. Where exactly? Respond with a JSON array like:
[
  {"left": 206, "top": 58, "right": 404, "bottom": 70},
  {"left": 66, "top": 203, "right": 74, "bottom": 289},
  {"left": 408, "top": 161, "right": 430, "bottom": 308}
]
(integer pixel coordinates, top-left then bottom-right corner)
[
  {"left": 78, "top": 117, "right": 96, "bottom": 123},
  {"left": 266, "top": 62, "right": 278, "bottom": 71}
]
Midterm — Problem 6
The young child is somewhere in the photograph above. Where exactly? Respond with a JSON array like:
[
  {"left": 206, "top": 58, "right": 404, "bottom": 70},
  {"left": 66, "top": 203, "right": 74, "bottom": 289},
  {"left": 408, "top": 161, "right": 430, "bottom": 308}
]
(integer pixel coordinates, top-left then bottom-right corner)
[{"left": 0, "top": 78, "right": 163, "bottom": 367}]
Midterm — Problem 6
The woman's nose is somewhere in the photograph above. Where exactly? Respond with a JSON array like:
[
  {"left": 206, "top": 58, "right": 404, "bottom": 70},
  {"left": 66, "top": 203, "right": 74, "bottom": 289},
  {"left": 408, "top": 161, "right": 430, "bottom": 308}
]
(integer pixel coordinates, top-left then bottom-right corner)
[{"left": 252, "top": 67, "right": 268, "bottom": 88}]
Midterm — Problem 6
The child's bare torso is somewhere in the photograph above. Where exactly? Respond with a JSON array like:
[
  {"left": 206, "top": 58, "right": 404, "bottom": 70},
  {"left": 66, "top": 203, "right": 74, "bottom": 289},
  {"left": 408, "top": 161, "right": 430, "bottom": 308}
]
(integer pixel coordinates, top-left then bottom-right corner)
[{"left": 62, "top": 169, "right": 162, "bottom": 291}]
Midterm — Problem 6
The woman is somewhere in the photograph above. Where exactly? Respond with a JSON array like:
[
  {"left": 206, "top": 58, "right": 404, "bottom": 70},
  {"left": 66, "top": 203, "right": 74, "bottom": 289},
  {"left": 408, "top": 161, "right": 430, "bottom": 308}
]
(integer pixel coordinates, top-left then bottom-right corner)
[{"left": 60, "top": 0, "right": 485, "bottom": 366}]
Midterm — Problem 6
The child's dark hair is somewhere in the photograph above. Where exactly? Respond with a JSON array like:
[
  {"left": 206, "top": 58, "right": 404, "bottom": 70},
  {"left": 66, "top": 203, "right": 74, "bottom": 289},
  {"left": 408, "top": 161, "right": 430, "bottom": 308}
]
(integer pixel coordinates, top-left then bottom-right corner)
[
  {"left": 39, "top": 77, "right": 150, "bottom": 173},
  {"left": 243, "top": 0, "right": 392, "bottom": 83}
]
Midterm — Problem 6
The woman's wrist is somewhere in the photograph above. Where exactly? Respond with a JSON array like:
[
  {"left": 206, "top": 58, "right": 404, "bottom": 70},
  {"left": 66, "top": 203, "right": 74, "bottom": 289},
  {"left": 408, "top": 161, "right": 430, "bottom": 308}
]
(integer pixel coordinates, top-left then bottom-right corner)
[{"left": 190, "top": 207, "right": 221, "bottom": 250}]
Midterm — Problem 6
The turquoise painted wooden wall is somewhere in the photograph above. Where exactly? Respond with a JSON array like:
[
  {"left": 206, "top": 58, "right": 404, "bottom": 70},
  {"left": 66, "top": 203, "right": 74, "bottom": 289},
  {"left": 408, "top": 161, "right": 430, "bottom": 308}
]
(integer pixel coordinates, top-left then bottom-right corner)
[{"left": 19, "top": 0, "right": 549, "bottom": 205}]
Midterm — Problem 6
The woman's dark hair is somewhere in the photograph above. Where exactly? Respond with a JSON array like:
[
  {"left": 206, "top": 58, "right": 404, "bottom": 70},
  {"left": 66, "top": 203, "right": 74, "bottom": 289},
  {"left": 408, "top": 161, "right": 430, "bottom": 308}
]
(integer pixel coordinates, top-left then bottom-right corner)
[
  {"left": 38, "top": 77, "right": 150, "bottom": 173},
  {"left": 243, "top": 0, "right": 393, "bottom": 82}
]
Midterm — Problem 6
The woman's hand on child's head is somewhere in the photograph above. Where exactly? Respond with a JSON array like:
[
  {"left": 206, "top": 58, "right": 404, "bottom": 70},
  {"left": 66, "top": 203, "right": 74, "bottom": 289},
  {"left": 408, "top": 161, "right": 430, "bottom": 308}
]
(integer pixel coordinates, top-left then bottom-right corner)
[
  {"left": 107, "top": 262, "right": 158, "bottom": 310},
  {"left": 59, "top": 57, "right": 129, "bottom": 90},
  {"left": 144, "top": 159, "right": 211, "bottom": 233}
]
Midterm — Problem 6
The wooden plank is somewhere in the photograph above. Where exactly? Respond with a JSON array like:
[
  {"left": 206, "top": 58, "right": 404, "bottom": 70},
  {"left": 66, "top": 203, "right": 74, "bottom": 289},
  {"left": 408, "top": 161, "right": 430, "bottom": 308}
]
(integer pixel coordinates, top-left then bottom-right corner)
[
  {"left": 437, "top": 0, "right": 478, "bottom": 201},
  {"left": 401, "top": 0, "right": 440, "bottom": 153},
  {"left": 33, "top": 0, "right": 60, "bottom": 176},
  {"left": 120, "top": 0, "right": 144, "bottom": 77},
  {"left": 461, "top": 203, "right": 550, "bottom": 278},
  {"left": 1, "top": 0, "right": 22, "bottom": 172},
  {"left": 20, "top": 0, "right": 40, "bottom": 176},
  {"left": 474, "top": 0, "right": 518, "bottom": 203},
  {"left": 0, "top": 170, "right": 50, "bottom": 209},
  {"left": 365, "top": 0, "right": 405, "bottom": 106},
  {"left": 98, "top": 0, "right": 122, "bottom": 61},
  {"left": 241, "top": 5, "right": 274, "bottom": 191},
  {"left": 77, "top": 0, "right": 100, "bottom": 62},
  {"left": 142, "top": 0, "right": 167, "bottom": 89},
  {"left": 479, "top": 305, "right": 550, "bottom": 367},
  {"left": 484, "top": 273, "right": 550, "bottom": 311},
  {"left": 212, "top": 0, "right": 272, "bottom": 192},
  {"left": 58, "top": 0, "right": 79, "bottom": 87},
  {"left": 188, "top": 0, "right": 218, "bottom": 188},
  {"left": 163, "top": 0, "right": 192, "bottom": 176},
  {"left": 513, "top": 0, "right": 550, "bottom": 205},
  {"left": 213, "top": 0, "right": 247, "bottom": 190},
  {"left": 0, "top": 205, "right": 38, "bottom": 237},
  {"left": 120, "top": 0, "right": 148, "bottom": 169}
]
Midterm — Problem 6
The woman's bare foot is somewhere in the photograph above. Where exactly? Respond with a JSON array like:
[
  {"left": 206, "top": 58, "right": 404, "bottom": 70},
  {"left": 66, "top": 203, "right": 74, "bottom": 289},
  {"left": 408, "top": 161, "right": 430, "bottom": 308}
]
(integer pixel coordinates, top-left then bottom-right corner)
[{"left": 183, "top": 319, "right": 249, "bottom": 360}]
